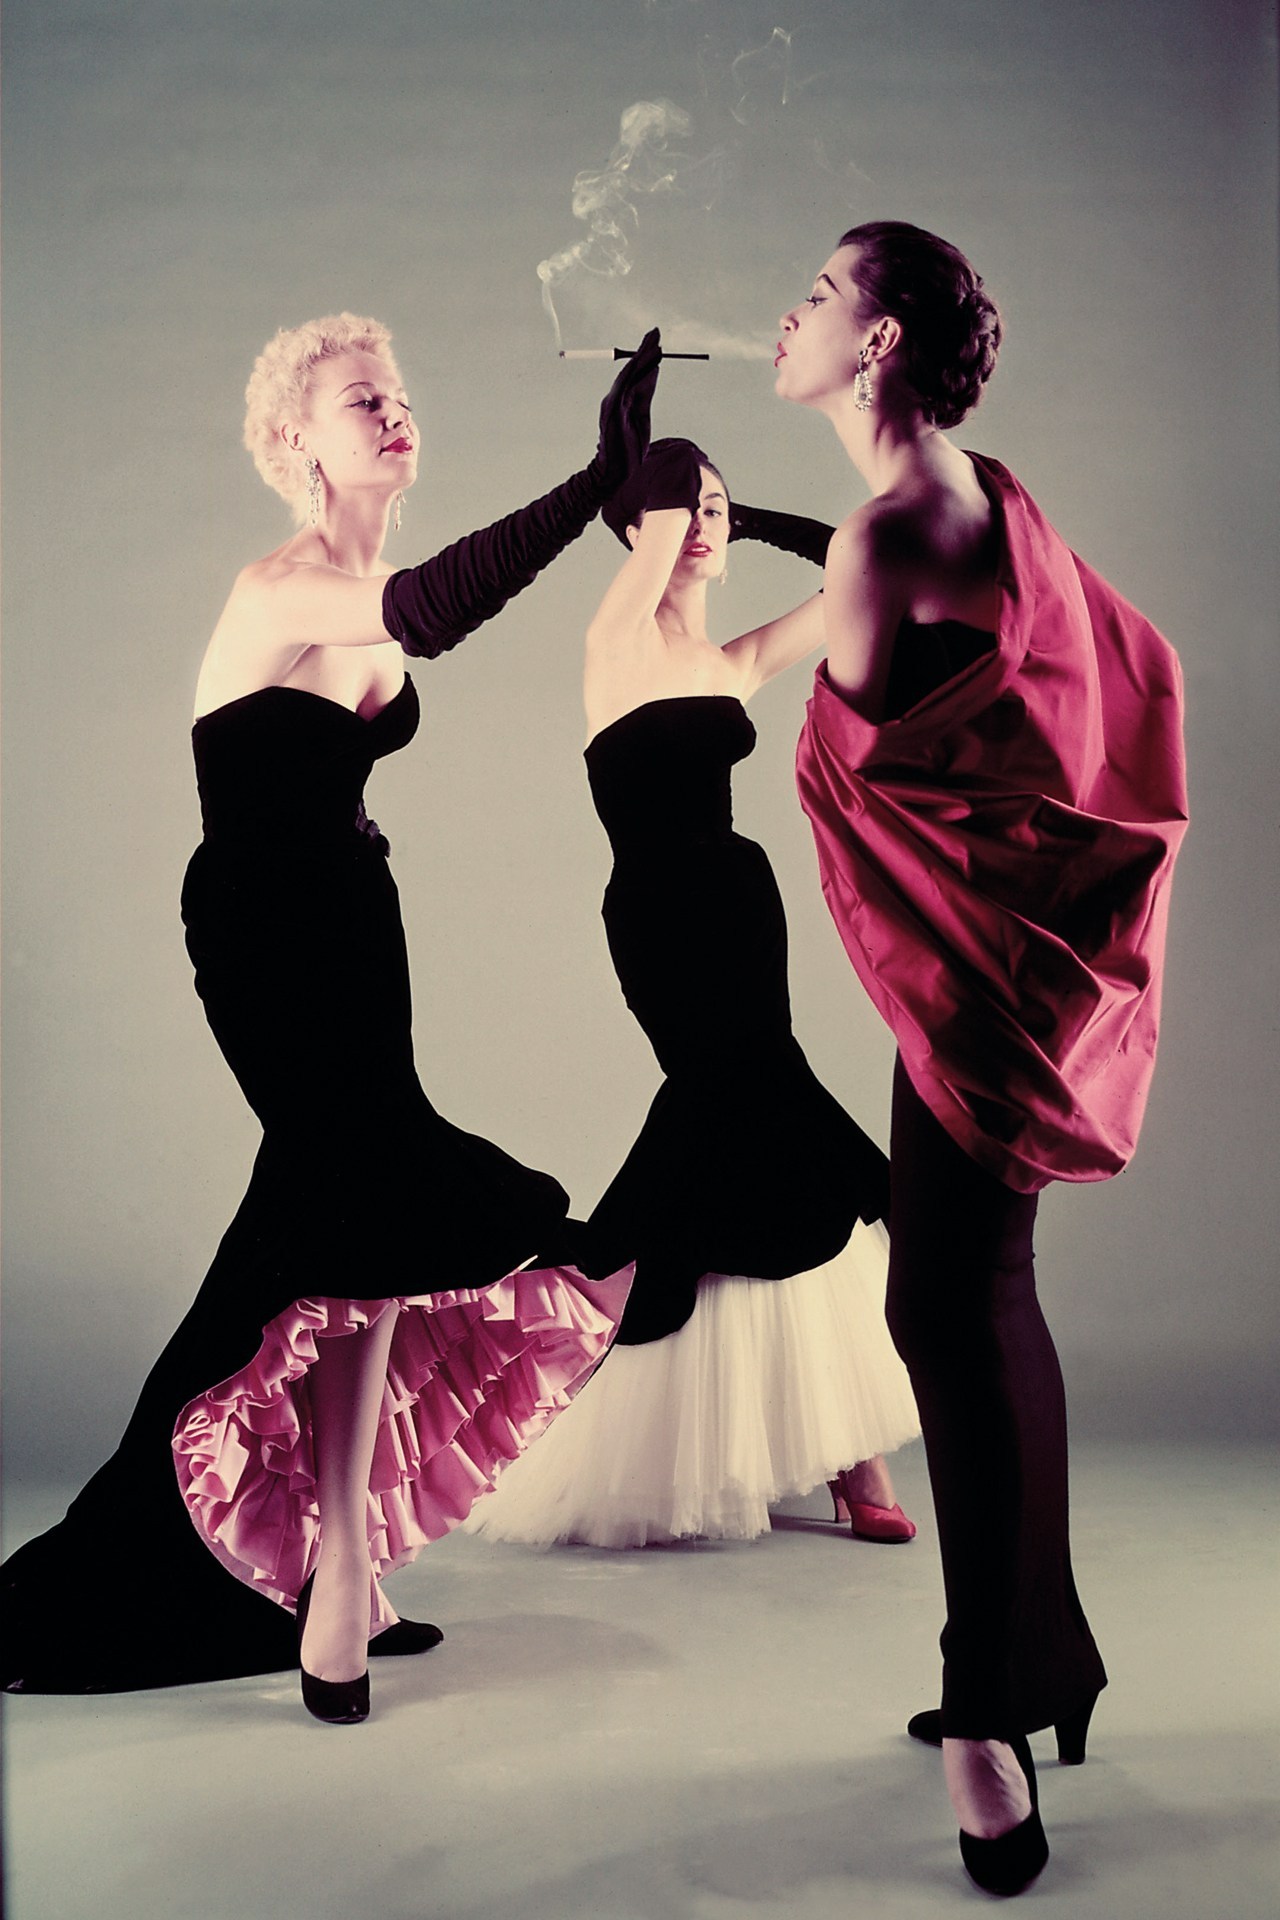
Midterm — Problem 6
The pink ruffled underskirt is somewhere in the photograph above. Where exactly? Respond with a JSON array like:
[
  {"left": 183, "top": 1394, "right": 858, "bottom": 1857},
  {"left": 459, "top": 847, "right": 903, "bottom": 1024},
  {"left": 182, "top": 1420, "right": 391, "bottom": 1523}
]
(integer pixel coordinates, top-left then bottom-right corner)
[{"left": 170, "top": 1263, "right": 632, "bottom": 1630}]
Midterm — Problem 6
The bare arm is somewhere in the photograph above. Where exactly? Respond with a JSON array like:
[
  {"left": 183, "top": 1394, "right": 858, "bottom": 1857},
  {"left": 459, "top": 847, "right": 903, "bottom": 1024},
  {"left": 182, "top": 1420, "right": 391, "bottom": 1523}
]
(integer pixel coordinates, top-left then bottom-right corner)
[
  {"left": 720, "top": 595, "right": 827, "bottom": 698},
  {"left": 820, "top": 509, "right": 911, "bottom": 721},
  {"left": 251, "top": 561, "right": 391, "bottom": 649},
  {"left": 585, "top": 508, "right": 692, "bottom": 645}
]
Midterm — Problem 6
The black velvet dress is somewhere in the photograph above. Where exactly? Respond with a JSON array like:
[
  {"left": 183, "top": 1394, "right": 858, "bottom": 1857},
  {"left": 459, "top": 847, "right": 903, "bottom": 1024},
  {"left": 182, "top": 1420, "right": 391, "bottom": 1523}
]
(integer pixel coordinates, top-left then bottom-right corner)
[
  {"left": 582, "top": 695, "right": 890, "bottom": 1344},
  {"left": 1, "top": 676, "right": 625, "bottom": 1693}
]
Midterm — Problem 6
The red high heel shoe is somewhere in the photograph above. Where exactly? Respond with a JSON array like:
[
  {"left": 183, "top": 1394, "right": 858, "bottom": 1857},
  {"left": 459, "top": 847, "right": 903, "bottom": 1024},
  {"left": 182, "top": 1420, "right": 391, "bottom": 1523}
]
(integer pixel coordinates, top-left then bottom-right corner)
[{"left": 827, "top": 1476, "right": 918, "bottom": 1543}]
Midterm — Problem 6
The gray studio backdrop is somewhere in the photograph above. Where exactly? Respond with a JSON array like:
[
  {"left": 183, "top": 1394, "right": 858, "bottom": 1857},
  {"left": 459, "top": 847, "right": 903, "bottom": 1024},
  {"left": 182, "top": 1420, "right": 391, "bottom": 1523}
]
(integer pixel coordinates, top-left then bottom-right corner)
[{"left": 3, "top": 0, "right": 1276, "bottom": 1483}]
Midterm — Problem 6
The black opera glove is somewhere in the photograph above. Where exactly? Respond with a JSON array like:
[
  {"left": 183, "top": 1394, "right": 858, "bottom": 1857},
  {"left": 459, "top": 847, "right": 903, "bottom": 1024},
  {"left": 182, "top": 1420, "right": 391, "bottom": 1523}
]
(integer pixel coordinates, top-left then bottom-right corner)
[
  {"left": 600, "top": 436, "right": 708, "bottom": 546},
  {"left": 728, "top": 502, "right": 835, "bottom": 568},
  {"left": 593, "top": 327, "right": 662, "bottom": 497},
  {"left": 382, "top": 331, "right": 663, "bottom": 659}
]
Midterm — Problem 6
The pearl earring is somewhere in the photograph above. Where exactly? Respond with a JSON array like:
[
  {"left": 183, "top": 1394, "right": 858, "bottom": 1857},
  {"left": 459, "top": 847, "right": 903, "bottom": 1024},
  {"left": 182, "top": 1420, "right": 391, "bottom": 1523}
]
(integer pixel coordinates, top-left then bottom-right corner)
[
  {"left": 305, "top": 456, "right": 322, "bottom": 527},
  {"left": 854, "top": 348, "right": 874, "bottom": 412}
]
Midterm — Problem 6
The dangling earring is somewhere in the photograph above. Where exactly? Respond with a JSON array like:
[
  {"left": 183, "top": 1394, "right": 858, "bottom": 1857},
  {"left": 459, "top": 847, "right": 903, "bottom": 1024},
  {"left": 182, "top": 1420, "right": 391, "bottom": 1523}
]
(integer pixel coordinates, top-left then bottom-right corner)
[
  {"left": 718, "top": 564, "right": 729, "bottom": 586},
  {"left": 305, "top": 456, "right": 322, "bottom": 527},
  {"left": 393, "top": 491, "right": 403, "bottom": 534},
  {"left": 854, "top": 347, "right": 874, "bottom": 412}
]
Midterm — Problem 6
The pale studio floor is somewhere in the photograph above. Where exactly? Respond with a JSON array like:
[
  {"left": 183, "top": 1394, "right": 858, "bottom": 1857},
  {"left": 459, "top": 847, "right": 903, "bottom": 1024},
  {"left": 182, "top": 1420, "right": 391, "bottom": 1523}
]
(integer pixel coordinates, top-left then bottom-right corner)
[{"left": 4, "top": 1440, "right": 1277, "bottom": 1920}]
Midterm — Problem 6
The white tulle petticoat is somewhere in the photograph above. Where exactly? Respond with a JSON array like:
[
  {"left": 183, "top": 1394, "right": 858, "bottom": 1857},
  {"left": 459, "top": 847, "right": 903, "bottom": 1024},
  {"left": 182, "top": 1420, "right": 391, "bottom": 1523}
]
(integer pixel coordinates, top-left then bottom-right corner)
[
  {"left": 170, "top": 1263, "right": 631, "bottom": 1628},
  {"left": 463, "top": 1221, "right": 920, "bottom": 1548}
]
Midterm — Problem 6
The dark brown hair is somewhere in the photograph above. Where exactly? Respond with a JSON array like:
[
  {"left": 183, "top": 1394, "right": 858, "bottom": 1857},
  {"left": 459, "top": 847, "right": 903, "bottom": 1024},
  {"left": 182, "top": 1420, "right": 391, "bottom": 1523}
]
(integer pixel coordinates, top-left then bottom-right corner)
[{"left": 839, "top": 221, "right": 1001, "bottom": 428}]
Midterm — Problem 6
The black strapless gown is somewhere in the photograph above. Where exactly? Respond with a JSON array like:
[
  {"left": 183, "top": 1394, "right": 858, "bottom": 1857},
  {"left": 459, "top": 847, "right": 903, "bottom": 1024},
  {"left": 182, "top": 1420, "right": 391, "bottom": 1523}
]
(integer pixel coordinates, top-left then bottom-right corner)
[
  {"left": 582, "top": 696, "right": 889, "bottom": 1344},
  {"left": 2, "top": 678, "right": 626, "bottom": 1693}
]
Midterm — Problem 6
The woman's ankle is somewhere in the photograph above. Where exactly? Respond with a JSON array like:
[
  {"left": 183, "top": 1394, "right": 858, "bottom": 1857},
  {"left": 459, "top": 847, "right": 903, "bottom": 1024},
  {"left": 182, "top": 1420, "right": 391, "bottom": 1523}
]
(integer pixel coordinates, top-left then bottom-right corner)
[
  {"left": 839, "top": 1454, "right": 896, "bottom": 1508},
  {"left": 942, "top": 1738, "right": 1032, "bottom": 1839}
]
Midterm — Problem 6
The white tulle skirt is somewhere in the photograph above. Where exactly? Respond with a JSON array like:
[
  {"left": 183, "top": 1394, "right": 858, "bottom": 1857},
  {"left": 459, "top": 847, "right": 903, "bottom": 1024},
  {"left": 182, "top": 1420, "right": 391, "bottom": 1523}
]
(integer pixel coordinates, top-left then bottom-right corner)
[{"left": 463, "top": 1220, "right": 920, "bottom": 1548}]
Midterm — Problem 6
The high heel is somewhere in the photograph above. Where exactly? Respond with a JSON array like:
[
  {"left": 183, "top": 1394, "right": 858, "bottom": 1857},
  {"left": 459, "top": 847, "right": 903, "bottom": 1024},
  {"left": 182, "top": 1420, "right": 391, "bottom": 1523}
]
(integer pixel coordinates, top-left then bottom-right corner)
[
  {"left": 296, "top": 1573, "right": 370, "bottom": 1725},
  {"left": 957, "top": 1734, "right": 1049, "bottom": 1898},
  {"left": 908, "top": 1689, "right": 1099, "bottom": 1763},
  {"left": 826, "top": 1477, "right": 917, "bottom": 1543},
  {"left": 907, "top": 1707, "right": 943, "bottom": 1747},
  {"left": 369, "top": 1616, "right": 444, "bottom": 1657},
  {"left": 1054, "top": 1692, "right": 1097, "bottom": 1765}
]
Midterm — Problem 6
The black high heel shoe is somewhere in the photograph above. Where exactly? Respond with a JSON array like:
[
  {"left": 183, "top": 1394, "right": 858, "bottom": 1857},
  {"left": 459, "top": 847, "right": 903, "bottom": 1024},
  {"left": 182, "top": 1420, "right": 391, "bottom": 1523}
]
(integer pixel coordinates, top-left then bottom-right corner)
[
  {"left": 296, "top": 1573, "right": 370, "bottom": 1725},
  {"left": 369, "top": 1616, "right": 444, "bottom": 1657},
  {"left": 908, "top": 1689, "right": 1099, "bottom": 1765},
  {"left": 1053, "top": 1694, "right": 1096, "bottom": 1766},
  {"left": 957, "top": 1734, "right": 1049, "bottom": 1898}
]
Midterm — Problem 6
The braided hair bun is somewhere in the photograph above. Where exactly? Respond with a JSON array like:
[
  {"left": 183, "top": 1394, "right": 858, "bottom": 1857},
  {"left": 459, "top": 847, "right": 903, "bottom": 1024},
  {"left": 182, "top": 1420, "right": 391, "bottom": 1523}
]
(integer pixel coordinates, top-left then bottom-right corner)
[{"left": 839, "top": 221, "right": 1001, "bottom": 428}]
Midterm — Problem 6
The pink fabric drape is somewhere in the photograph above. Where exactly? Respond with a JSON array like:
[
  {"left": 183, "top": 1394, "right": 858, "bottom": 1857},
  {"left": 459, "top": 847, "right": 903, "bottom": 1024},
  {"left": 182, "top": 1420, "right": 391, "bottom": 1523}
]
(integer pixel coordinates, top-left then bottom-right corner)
[{"left": 796, "top": 454, "right": 1188, "bottom": 1192}]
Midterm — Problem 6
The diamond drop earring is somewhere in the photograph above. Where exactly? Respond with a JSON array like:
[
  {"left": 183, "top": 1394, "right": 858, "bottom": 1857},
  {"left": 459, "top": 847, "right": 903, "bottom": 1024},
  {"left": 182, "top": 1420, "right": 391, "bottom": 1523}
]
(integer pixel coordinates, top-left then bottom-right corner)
[
  {"left": 393, "top": 491, "right": 404, "bottom": 534},
  {"left": 305, "top": 456, "right": 322, "bottom": 527},
  {"left": 718, "top": 564, "right": 729, "bottom": 585},
  {"left": 854, "top": 348, "right": 874, "bottom": 412}
]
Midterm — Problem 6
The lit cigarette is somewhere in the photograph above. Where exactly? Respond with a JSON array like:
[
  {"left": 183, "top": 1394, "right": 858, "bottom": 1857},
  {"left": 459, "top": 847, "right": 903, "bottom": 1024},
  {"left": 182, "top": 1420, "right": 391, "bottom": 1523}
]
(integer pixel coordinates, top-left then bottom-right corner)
[{"left": 558, "top": 347, "right": 711, "bottom": 361}]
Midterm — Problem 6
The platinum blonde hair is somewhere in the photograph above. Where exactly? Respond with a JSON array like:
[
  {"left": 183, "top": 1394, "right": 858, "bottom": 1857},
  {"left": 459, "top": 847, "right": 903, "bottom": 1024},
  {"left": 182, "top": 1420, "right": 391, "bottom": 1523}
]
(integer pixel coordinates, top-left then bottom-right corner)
[{"left": 243, "top": 312, "right": 398, "bottom": 521}]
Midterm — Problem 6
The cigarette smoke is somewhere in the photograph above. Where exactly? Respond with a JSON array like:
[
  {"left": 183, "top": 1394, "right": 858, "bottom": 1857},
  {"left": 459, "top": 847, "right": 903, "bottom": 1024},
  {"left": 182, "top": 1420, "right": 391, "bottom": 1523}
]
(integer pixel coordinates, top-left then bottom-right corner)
[
  {"left": 537, "top": 100, "right": 691, "bottom": 350},
  {"left": 730, "top": 26, "right": 793, "bottom": 125},
  {"left": 538, "top": 24, "right": 829, "bottom": 357},
  {"left": 661, "top": 320, "right": 774, "bottom": 361}
]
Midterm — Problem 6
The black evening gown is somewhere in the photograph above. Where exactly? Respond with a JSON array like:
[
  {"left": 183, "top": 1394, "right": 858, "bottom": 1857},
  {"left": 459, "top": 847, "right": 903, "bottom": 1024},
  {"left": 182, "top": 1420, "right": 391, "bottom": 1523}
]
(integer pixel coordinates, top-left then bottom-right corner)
[
  {"left": 466, "top": 693, "right": 916, "bottom": 1547},
  {"left": 581, "top": 695, "right": 890, "bottom": 1343},
  {"left": 1, "top": 676, "right": 626, "bottom": 1693}
]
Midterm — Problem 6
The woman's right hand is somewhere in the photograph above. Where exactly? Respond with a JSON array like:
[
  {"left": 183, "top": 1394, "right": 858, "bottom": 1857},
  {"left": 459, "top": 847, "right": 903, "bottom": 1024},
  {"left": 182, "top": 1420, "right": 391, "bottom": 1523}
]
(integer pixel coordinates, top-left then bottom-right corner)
[
  {"left": 630, "top": 438, "right": 705, "bottom": 515},
  {"left": 592, "top": 328, "right": 663, "bottom": 496},
  {"left": 601, "top": 435, "right": 706, "bottom": 544}
]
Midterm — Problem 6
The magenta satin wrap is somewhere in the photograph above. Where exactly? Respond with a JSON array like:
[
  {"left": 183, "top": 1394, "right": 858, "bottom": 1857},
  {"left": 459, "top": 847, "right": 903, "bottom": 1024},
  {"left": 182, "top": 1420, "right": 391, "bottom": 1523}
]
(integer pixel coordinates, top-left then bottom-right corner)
[{"left": 795, "top": 455, "right": 1188, "bottom": 1193}]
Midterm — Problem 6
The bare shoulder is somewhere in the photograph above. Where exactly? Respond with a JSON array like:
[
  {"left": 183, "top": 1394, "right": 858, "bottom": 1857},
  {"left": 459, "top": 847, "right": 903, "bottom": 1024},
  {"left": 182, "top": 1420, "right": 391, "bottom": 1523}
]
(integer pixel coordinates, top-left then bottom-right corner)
[{"left": 828, "top": 498, "right": 931, "bottom": 584}]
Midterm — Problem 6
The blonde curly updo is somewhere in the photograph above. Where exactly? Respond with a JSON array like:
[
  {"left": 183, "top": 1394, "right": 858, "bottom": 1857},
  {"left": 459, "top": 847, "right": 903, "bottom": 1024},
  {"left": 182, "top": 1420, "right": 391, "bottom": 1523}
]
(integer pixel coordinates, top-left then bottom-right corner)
[{"left": 243, "top": 313, "right": 398, "bottom": 521}]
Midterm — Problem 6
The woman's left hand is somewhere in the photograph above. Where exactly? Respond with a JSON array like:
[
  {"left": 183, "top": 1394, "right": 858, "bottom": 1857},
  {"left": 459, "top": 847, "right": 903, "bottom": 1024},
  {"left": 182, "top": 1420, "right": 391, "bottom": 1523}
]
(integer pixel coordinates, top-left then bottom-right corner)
[{"left": 729, "top": 501, "right": 835, "bottom": 567}]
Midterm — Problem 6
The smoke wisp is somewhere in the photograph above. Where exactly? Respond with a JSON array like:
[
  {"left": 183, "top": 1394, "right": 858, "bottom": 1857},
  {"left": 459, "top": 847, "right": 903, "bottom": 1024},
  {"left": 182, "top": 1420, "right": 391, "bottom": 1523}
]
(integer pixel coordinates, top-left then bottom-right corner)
[{"left": 537, "top": 100, "right": 692, "bottom": 349}]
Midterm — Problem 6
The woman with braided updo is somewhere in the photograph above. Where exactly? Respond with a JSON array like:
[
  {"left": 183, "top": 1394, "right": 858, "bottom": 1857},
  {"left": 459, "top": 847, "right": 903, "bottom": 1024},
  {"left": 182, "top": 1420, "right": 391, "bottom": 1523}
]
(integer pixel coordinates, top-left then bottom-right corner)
[{"left": 783, "top": 222, "right": 1187, "bottom": 1893}]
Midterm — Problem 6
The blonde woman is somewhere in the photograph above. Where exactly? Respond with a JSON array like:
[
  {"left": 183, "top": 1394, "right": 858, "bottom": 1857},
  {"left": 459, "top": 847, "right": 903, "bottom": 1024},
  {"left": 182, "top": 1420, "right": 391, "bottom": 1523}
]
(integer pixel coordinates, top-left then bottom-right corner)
[{"left": 2, "top": 317, "right": 659, "bottom": 1721}]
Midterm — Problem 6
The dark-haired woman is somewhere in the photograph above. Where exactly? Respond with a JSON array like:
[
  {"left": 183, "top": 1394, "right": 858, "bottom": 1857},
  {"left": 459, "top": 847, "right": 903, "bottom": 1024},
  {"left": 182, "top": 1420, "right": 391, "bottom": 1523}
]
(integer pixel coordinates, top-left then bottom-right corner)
[
  {"left": 467, "top": 439, "right": 919, "bottom": 1550},
  {"left": 1, "top": 315, "right": 657, "bottom": 1720},
  {"left": 780, "top": 223, "right": 1187, "bottom": 1893}
]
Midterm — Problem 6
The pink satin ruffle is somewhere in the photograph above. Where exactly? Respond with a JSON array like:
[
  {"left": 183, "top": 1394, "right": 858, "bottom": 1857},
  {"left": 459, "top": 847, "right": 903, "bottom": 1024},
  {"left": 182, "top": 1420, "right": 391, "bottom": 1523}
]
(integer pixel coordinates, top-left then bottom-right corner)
[{"left": 170, "top": 1264, "right": 631, "bottom": 1627}]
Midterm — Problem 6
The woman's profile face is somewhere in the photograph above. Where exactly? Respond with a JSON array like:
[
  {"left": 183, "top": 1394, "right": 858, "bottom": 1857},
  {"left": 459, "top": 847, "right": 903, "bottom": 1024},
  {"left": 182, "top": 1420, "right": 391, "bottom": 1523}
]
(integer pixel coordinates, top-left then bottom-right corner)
[
  {"left": 774, "top": 246, "right": 864, "bottom": 406},
  {"left": 289, "top": 348, "right": 418, "bottom": 502}
]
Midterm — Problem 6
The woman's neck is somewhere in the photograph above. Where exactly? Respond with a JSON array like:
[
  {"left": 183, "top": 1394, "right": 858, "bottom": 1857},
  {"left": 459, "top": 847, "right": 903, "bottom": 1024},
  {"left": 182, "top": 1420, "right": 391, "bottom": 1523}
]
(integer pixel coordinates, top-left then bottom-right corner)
[
  {"left": 310, "top": 492, "right": 396, "bottom": 575},
  {"left": 822, "top": 390, "right": 952, "bottom": 499},
  {"left": 655, "top": 574, "right": 711, "bottom": 647}
]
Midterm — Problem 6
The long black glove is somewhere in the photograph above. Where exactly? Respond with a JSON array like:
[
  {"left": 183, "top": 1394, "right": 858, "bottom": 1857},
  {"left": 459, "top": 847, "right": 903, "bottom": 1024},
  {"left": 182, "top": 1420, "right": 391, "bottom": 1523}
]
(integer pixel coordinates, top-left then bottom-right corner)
[
  {"left": 382, "top": 329, "right": 662, "bottom": 657},
  {"left": 600, "top": 437, "right": 708, "bottom": 546},
  {"left": 728, "top": 501, "right": 835, "bottom": 568}
]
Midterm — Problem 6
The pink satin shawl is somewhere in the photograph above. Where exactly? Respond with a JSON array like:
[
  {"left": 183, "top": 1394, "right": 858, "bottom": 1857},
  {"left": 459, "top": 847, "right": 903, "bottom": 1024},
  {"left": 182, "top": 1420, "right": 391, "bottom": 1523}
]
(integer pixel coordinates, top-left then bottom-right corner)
[{"left": 795, "top": 454, "right": 1188, "bottom": 1192}]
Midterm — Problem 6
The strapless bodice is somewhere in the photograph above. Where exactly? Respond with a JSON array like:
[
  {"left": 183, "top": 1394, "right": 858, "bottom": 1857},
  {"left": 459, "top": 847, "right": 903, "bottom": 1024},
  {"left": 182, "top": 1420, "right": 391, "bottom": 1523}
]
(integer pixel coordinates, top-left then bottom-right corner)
[
  {"left": 584, "top": 696, "right": 755, "bottom": 854},
  {"left": 191, "top": 678, "right": 419, "bottom": 848}
]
